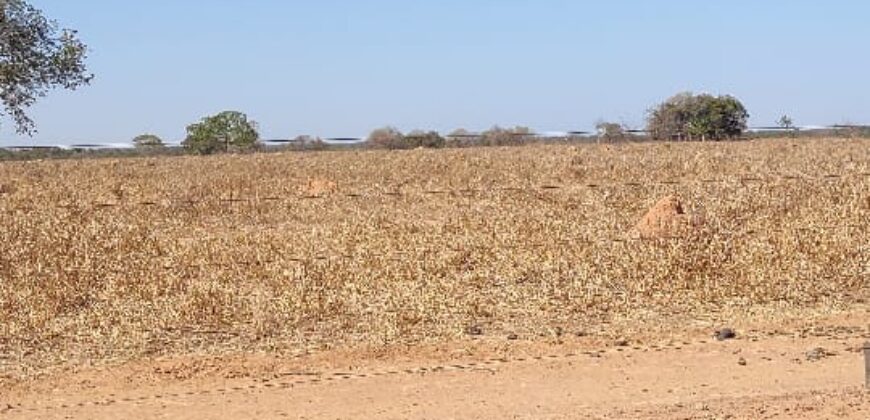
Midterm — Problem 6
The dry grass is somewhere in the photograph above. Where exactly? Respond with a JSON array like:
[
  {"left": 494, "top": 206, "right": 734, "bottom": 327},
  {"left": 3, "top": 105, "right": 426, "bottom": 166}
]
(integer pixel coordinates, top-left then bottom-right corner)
[{"left": 0, "top": 138, "right": 867, "bottom": 380}]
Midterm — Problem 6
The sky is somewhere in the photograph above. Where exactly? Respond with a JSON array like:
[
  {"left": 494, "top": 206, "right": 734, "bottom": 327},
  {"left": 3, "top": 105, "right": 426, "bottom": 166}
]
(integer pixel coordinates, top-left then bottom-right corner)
[{"left": 3, "top": 0, "right": 870, "bottom": 145}]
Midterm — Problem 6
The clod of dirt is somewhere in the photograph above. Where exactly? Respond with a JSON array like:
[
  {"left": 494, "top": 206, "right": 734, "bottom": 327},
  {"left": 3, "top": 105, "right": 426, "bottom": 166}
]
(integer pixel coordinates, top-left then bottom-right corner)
[
  {"left": 465, "top": 325, "right": 484, "bottom": 336},
  {"left": 805, "top": 347, "right": 836, "bottom": 362},
  {"left": 507, "top": 333, "right": 519, "bottom": 341},
  {"left": 613, "top": 339, "right": 630, "bottom": 347},
  {"left": 714, "top": 328, "right": 737, "bottom": 341},
  {"left": 737, "top": 357, "right": 747, "bottom": 366},
  {"left": 299, "top": 179, "right": 338, "bottom": 197},
  {"left": 0, "top": 183, "right": 15, "bottom": 196},
  {"left": 632, "top": 195, "right": 703, "bottom": 239}
]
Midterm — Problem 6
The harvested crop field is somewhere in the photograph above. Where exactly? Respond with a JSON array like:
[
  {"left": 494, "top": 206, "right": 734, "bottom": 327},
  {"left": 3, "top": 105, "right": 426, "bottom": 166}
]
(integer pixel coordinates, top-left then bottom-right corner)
[{"left": 0, "top": 138, "right": 868, "bottom": 387}]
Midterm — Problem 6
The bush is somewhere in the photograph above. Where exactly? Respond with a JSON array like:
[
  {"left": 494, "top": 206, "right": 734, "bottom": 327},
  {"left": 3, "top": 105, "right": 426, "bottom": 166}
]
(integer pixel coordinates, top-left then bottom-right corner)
[
  {"left": 647, "top": 92, "right": 749, "bottom": 141},
  {"left": 182, "top": 111, "right": 259, "bottom": 154}
]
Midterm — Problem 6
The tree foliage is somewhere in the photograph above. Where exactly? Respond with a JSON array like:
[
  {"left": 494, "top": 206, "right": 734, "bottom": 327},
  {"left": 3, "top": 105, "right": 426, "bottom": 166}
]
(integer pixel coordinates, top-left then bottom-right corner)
[
  {"left": 366, "top": 126, "right": 404, "bottom": 149},
  {"left": 182, "top": 111, "right": 259, "bottom": 154},
  {"left": 448, "top": 128, "right": 471, "bottom": 137},
  {"left": 132, "top": 133, "right": 164, "bottom": 148},
  {"left": 403, "top": 130, "right": 445, "bottom": 149},
  {"left": 292, "top": 134, "right": 328, "bottom": 150},
  {"left": 1, "top": 0, "right": 92, "bottom": 134},
  {"left": 366, "top": 127, "right": 446, "bottom": 149},
  {"left": 479, "top": 125, "right": 533, "bottom": 146},
  {"left": 647, "top": 92, "right": 749, "bottom": 141},
  {"left": 595, "top": 120, "right": 627, "bottom": 143}
]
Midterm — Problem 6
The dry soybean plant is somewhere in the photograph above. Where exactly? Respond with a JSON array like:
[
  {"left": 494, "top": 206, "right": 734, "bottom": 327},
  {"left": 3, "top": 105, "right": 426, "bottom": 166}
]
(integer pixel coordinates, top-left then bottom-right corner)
[{"left": 0, "top": 138, "right": 867, "bottom": 380}]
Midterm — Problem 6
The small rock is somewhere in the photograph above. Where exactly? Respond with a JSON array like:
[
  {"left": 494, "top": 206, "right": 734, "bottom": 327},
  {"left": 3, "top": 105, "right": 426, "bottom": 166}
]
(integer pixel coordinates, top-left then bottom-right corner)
[
  {"left": 575, "top": 331, "right": 588, "bottom": 337},
  {"left": 465, "top": 325, "right": 484, "bottom": 336},
  {"left": 507, "top": 333, "right": 519, "bottom": 341},
  {"left": 737, "top": 357, "right": 747, "bottom": 366},
  {"left": 714, "top": 328, "right": 737, "bottom": 341},
  {"left": 613, "top": 339, "right": 630, "bottom": 347}
]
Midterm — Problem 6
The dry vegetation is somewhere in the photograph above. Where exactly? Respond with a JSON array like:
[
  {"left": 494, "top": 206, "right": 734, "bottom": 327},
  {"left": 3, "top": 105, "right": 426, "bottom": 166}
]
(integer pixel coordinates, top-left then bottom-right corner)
[{"left": 0, "top": 138, "right": 867, "bottom": 382}]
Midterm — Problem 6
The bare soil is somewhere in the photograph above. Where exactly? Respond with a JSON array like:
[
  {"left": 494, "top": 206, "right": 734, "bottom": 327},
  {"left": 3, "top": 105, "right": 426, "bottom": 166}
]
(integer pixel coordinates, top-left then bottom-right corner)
[
  {"left": 633, "top": 194, "right": 702, "bottom": 239},
  {"left": 3, "top": 312, "right": 868, "bottom": 419}
]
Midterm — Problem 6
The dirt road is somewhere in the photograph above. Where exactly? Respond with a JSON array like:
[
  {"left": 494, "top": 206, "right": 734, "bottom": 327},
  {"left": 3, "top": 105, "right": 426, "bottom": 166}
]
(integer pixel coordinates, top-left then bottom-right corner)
[{"left": 3, "top": 333, "right": 868, "bottom": 419}]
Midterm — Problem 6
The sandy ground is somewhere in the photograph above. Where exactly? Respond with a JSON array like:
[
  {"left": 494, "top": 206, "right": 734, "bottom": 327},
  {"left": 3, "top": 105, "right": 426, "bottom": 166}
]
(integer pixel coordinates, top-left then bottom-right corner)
[{"left": 2, "top": 330, "right": 868, "bottom": 419}]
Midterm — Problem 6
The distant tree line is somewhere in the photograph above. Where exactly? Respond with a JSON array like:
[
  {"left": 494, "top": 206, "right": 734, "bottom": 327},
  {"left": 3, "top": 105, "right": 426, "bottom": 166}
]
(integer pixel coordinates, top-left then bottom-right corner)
[{"left": 158, "top": 93, "right": 754, "bottom": 156}]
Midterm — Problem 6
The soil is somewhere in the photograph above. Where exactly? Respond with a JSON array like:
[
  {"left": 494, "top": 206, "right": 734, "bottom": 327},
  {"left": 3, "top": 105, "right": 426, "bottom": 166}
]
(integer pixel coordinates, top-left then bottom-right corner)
[
  {"left": 633, "top": 195, "right": 703, "bottom": 239},
  {"left": 3, "top": 319, "right": 867, "bottom": 420}
]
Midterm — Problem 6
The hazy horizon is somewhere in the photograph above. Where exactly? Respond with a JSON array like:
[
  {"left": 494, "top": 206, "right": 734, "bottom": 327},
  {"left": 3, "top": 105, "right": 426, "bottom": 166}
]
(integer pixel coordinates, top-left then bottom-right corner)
[{"left": 3, "top": 0, "right": 869, "bottom": 146}]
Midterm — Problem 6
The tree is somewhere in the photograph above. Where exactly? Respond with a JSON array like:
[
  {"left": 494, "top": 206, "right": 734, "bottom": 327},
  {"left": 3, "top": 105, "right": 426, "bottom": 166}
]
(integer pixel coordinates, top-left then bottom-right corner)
[
  {"left": 777, "top": 114, "right": 796, "bottom": 137},
  {"left": 445, "top": 128, "right": 478, "bottom": 146},
  {"left": 480, "top": 125, "right": 533, "bottom": 146},
  {"left": 366, "top": 126, "right": 404, "bottom": 149},
  {"left": 293, "top": 134, "right": 328, "bottom": 150},
  {"left": 448, "top": 128, "right": 471, "bottom": 137},
  {"left": 182, "top": 111, "right": 259, "bottom": 154},
  {"left": 404, "top": 130, "right": 446, "bottom": 149},
  {"left": 1, "top": 0, "right": 92, "bottom": 135},
  {"left": 647, "top": 92, "right": 749, "bottom": 141},
  {"left": 132, "top": 133, "right": 164, "bottom": 148},
  {"left": 595, "top": 120, "right": 627, "bottom": 143}
]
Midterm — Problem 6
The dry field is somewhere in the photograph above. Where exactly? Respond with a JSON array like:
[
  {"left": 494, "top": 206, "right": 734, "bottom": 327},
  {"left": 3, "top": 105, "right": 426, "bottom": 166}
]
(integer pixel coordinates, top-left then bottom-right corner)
[{"left": 0, "top": 138, "right": 867, "bottom": 386}]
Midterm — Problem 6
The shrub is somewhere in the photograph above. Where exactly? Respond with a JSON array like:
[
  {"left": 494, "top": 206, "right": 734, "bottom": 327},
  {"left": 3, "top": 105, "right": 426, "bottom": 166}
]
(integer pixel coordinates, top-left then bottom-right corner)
[{"left": 182, "top": 111, "right": 259, "bottom": 154}]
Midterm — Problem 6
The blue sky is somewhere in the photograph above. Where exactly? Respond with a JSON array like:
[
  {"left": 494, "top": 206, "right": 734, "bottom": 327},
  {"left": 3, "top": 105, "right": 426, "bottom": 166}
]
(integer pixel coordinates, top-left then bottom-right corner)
[{"left": 3, "top": 0, "right": 870, "bottom": 145}]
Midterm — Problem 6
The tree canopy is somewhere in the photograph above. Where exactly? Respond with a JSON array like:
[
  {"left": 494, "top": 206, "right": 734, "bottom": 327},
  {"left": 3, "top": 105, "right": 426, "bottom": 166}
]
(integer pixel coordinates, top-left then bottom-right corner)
[
  {"left": 366, "top": 126, "right": 404, "bottom": 149},
  {"left": 182, "top": 111, "right": 259, "bottom": 154},
  {"left": 647, "top": 93, "right": 749, "bottom": 141},
  {"left": 1, "top": 0, "right": 92, "bottom": 134},
  {"left": 132, "top": 133, "right": 164, "bottom": 148},
  {"left": 595, "top": 120, "right": 627, "bottom": 143},
  {"left": 479, "top": 126, "right": 533, "bottom": 146},
  {"left": 403, "top": 130, "right": 446, "bottom": 149}
]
